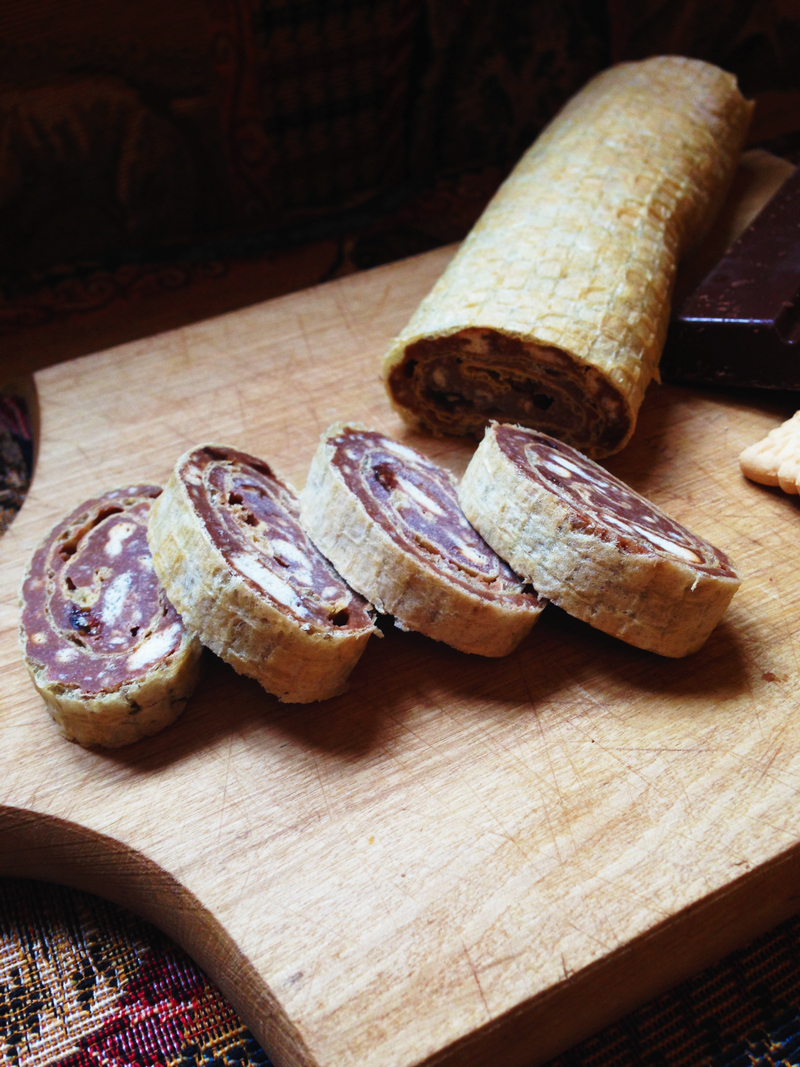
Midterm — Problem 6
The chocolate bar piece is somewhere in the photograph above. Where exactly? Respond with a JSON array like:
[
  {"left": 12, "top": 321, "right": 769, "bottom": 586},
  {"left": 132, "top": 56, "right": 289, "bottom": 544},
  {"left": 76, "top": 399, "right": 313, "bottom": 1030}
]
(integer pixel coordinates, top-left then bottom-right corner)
[{"left": 662, "top": 165, "right": 800, "bottom": 389}]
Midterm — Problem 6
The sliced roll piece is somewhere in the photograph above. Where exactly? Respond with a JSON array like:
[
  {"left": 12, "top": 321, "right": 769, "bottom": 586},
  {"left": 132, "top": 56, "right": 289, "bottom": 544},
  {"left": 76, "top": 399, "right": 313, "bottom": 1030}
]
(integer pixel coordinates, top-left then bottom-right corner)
[
  {"left": 458, "top": 424, "right": 742, "bottom": 657},
  {"left": 299, "top": 423, "right": 545, "bottom": 657},
  {"left": 383, "top": 56, "right": 753, "bottom": 457},
  {"left": 148, "top": 444, "right": 377, "bottom": 703},
  {"left": 19, "top": 485, "right": 202, "bottom": 748}
]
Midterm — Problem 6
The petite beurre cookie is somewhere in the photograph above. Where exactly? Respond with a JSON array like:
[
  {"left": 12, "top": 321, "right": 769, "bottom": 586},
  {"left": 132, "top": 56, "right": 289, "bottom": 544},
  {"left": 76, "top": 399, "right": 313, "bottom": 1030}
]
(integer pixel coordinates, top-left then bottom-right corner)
[{"left": 740, "top": 412, "right": 800, "bottom": 494}]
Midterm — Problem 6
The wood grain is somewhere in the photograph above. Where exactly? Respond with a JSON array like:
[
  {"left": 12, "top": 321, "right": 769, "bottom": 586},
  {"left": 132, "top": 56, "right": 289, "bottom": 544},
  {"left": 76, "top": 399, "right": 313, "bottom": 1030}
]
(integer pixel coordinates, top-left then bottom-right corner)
[{"left": 2, "top": 246, "right": 800, "bottom": 1067}]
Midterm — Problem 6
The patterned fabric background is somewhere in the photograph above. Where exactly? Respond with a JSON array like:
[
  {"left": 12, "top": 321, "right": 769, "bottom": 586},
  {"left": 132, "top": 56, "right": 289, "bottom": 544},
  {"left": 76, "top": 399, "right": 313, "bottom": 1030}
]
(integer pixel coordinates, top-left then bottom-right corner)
[
  {"left": 0, "top": 880, "right": 265, "bottom": 1067},
  {"left": 0, "top": 396, "right": 32, "bottom": 536}
]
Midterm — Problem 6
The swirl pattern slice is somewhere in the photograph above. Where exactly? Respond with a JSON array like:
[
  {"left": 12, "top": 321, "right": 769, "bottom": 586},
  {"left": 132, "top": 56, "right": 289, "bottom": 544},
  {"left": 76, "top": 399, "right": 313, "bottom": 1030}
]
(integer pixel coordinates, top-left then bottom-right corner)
[
  {"left": 147, "top": 445, "right": 376, "bottom": 703},
  {"left": 19, "top": 485, "right": 202, "bottom": 748},
  {"left": 300, "top": 424, "right": 544, "bottom": 657},
  {"left": 458, "top": 425, "right": 742, "bottom": 657}
]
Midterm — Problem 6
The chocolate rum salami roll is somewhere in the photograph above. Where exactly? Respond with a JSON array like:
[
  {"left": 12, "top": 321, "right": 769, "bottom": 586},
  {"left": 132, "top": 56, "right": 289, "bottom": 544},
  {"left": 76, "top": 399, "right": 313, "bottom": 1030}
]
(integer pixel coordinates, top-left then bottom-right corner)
[
  {"left": 458, "top": 425, "right": 741, "bottom": 657},
  {"left": 148, "top": 445, "right": 377, "bottom": 703},
  {"left": 299, "top": 424, "right": 544, "bottom": 657},
  {"left": 383, "top": 56, "right": 753, "bottom": 457},
  {"left": 19, "top": 486, "right": 202, "bottom": 748}
]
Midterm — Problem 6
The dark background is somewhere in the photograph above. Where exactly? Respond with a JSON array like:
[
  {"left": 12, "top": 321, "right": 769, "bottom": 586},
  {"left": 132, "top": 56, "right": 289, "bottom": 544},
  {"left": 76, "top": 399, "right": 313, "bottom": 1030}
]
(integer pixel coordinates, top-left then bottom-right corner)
[{"left": 1, "top": 0, "right": 799, "bottom": 371}]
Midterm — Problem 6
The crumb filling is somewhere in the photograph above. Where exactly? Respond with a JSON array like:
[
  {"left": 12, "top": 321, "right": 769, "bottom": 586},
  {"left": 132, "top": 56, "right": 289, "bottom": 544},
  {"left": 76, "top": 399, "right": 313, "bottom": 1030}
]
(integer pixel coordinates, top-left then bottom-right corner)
[
  {"left": 389, "top": 328, "right": 629, "bottom": 454},
  {"left": 183, "top": 445, "right": 373, "bottom": 632},
  {"left": 494, "top": 425, "right": 738, "bottom": 577},
  {"left": 21, "top": 486, "right": 186, "bottom": 694},
  {"left": 329, "top": 426, "right": 541, "bottom": 607}
]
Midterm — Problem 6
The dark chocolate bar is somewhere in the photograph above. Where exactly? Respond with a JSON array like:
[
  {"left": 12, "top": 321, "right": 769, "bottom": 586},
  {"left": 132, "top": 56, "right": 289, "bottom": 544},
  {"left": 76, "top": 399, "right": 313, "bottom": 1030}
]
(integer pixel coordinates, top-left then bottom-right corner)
[{"left": 661, "top": 165, "right": 800, "bottom": 389}]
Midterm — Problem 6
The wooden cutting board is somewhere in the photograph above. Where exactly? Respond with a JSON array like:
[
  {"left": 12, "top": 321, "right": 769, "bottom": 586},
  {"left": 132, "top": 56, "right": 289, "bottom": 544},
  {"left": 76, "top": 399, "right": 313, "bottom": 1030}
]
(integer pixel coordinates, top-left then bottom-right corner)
[{"left": 2, "top": 246, "right": 800, "bottom": 1067}]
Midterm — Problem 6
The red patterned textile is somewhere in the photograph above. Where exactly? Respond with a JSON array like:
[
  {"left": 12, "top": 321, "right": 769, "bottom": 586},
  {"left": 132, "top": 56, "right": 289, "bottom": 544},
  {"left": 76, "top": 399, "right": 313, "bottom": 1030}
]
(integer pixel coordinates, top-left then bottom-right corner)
[{"left": 0, "top": 880, "right": 267, "bottom": 1067}]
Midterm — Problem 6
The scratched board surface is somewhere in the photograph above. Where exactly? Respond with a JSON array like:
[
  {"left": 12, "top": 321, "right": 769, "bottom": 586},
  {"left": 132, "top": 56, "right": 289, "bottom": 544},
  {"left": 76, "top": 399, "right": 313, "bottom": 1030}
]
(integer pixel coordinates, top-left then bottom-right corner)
[{"left": 1, "top": 247, "right": 800, "bottom": 1067}]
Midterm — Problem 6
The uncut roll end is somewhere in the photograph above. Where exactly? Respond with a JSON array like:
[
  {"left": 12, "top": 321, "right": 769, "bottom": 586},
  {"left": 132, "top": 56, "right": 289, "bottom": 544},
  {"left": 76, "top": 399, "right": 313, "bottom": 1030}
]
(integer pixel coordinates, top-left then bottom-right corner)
[
  {"left": 383, "top": 325, "right": 641, "bottom": 457},
  {"left": 382, "top": 56, "right": 753, "bottom": 458}
]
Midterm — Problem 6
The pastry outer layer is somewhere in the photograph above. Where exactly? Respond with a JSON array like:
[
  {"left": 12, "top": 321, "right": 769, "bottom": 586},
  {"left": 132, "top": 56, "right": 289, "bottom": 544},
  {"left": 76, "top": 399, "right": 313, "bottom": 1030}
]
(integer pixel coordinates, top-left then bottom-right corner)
[
  {"left": 383, "top": 56, "right": 753, "bottom": 457},
  {"left": 458, "top": 424, "right": 742, "bottom": 657},
  {"left": 299, "top": 423, "right": 544, "bottom": 657},
  {"left": 148, "top": 444, "right": 377, "bottom": 703},
  {"left": 19, "top": 485, "right": 202, "bottom": 748}
]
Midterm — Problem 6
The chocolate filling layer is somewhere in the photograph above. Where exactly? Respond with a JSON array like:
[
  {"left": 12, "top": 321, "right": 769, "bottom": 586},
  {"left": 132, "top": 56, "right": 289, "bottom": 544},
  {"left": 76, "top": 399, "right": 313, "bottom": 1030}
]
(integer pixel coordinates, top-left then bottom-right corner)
[
  {"left": 21, "top": 486, "right": 187, "bottom": 693},
  {"left": 181, "top": 446, "right": 373, "bottom": 630},
  {"left": 329, "top": 427, "right": 542, "bottom": 607},
  {"left": 494, "top": 426, "right": 738, "bottom": 578},
  {"left": 389, "top": 330, "right": 629, "bottom": 454}
]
